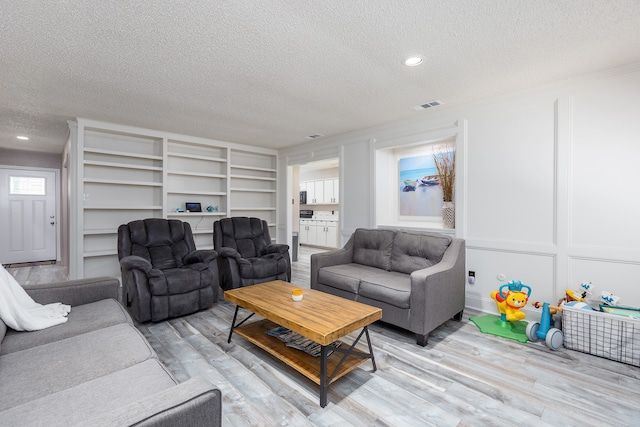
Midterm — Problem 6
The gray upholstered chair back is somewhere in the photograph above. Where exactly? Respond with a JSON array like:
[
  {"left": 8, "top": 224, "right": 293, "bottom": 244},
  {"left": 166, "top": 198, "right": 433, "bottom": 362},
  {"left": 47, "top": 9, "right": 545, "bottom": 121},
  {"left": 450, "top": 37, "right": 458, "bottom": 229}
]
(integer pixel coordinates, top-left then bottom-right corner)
[
  {"left": 118, "top": 218, "right": 196, "bottom": 268},
  {"left": 213, "top": 217, "right": 270, "bottom": 258}
]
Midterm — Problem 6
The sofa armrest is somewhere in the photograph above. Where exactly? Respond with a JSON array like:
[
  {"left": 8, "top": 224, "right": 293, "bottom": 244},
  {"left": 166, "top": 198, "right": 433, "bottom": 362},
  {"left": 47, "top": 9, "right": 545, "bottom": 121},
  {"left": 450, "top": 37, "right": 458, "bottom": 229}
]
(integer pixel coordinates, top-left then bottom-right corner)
[
  {"left": 24, "top": 276, "right": 120, "bottom": 306},
  {"left": 73, "top": 378, "right": 222, "bottom": 427},
  {"left": 310, "top": 234, "right": 355, "bottom": 289},
  {"left": 409, "top": 238, "right": 466, "bottom": 335}
]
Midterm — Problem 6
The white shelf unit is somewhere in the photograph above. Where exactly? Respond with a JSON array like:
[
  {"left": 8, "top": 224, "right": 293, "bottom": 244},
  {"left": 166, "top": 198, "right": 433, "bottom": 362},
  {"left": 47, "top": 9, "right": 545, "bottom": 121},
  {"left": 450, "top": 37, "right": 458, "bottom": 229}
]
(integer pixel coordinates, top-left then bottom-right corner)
[
  {"left": 69, "top": 119, "right": 280, "bottom": 279},
  {"left": 79, "top": 127, "right": 164, "bottom": 277},
  {"left": 229, "top": 149, "right": 278, "bottom": 237},
  {"left": 165, "top": 139, "right": 230, "bottom": 250}
]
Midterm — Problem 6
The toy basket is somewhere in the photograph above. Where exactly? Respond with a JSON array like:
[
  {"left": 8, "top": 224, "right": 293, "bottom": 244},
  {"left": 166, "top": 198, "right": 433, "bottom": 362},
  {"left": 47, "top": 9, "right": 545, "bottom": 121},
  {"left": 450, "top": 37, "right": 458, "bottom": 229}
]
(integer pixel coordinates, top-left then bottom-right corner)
[{"left": 562, "top": 305, "right": 640, "bottom": 366}]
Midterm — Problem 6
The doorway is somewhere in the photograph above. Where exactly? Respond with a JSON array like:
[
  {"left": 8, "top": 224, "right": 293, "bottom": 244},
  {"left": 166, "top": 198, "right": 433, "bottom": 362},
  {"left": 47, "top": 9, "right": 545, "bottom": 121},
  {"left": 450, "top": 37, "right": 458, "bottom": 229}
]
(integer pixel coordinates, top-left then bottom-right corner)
[
  {"left": 0, "top": 167, "right": 58, "bottom": 264},
  {"left": 295, "top": 158, "right": 340, "bottom": 251}
]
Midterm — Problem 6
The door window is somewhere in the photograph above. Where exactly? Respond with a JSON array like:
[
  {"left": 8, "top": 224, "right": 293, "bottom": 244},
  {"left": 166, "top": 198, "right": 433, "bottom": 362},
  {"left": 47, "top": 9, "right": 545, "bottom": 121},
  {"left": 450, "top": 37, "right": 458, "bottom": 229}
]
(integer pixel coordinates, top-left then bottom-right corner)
[{"left": 9, "top": 176, "right": 46, "bottom": 195}]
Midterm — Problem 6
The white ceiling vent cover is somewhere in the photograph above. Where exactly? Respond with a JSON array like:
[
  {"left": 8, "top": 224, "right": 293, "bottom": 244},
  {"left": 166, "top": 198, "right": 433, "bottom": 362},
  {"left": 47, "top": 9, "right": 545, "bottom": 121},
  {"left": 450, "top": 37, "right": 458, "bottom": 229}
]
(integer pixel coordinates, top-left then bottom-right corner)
[{"left": 412, "top": 100, "right": 443, "bottom": 111}]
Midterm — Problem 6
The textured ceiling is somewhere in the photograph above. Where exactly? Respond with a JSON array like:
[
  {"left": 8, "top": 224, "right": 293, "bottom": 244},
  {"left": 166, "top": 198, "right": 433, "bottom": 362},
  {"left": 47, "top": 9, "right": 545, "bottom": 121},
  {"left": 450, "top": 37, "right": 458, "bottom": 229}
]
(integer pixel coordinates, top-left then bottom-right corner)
[{"left": 1, "top": 1, "right": 640, "bottom": 154}]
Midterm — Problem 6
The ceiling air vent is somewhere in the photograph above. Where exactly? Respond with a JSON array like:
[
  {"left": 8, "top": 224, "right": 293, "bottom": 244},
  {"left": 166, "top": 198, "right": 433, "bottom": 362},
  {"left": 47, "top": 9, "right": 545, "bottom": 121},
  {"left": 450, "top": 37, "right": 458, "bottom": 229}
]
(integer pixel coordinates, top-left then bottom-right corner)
[
  {"left": 305, "top": 134, "right": 324, "bottom": 139},
  {"left": 412, "top": 100, "right": 443, "bottom": 111}
]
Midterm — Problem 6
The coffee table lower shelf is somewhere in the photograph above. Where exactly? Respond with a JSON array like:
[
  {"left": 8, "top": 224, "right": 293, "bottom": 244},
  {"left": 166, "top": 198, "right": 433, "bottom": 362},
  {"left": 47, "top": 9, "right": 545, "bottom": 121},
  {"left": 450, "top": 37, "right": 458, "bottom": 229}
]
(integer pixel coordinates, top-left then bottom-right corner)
[{"left": 233, "top": 319, "right": 371, "bottom": 386}]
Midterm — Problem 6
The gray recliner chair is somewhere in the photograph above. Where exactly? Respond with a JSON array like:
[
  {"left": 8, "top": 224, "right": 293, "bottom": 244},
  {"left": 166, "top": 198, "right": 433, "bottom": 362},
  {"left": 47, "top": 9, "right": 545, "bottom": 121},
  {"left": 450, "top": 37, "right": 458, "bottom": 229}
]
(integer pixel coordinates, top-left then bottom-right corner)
[
  {"left": 213, "top": 217, "right": 291, "bottom": 290},
  {"left": 117, "top": 218, "right": 219, "bottom": 322}
]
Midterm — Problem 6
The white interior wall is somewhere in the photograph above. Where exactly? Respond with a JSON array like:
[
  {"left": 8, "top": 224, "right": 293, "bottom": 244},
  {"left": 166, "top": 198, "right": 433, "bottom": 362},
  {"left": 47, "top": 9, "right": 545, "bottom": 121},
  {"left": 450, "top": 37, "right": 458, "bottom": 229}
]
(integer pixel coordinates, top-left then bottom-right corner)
[
  {"left": 277, "top": 63, "right": 640, "bottom": 317},
  {"left": 299, "top": 167, "right": 339, "bottom": 182}
]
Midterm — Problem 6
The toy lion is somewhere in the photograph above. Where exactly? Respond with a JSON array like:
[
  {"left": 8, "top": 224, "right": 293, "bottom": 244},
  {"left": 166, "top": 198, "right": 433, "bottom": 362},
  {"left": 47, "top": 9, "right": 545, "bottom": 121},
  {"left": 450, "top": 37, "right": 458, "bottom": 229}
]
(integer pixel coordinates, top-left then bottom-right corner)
[{"left": 491, "top": 289, "right": 529, "bottom": 322}]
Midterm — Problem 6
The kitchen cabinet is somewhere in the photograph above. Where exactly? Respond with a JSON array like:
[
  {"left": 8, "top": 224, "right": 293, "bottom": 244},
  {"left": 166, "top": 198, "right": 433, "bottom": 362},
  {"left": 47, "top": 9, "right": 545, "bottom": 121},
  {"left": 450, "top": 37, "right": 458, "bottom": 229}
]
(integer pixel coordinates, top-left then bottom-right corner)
[
  {"left": 299, "top": 219, "right": 338, "bottom": 248},
  {"left": 324, "top": 179, "right": 339, "bottom": 204},
  {"left": 302, "top": 178, "right": 338, "bottom": 205},
  {"left": 322, "top": 221, "right": 338, "bottom": 248}
]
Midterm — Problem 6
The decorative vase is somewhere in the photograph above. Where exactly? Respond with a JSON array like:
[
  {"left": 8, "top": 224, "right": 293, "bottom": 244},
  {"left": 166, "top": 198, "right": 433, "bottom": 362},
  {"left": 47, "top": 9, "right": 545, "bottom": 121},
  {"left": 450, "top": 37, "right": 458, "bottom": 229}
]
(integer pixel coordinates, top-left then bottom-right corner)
[{"left": 442, "top": 201, "right": 455, "bottom": 229}]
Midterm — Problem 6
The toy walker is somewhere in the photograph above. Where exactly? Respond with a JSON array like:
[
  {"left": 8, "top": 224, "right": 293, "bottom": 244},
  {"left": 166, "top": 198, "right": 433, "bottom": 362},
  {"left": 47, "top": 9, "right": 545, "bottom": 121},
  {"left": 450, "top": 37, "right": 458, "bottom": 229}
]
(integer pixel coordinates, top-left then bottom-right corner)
[{"left": 527, "top": 302, "right": 564, "bottom": 351}]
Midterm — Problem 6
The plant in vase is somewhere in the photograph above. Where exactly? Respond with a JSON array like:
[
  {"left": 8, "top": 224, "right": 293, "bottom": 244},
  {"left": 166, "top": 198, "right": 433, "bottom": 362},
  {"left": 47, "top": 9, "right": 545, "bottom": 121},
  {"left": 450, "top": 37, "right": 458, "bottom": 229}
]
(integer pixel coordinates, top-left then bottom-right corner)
[{"left": 433, "top": 145, "right": 455, "bottom": 228}]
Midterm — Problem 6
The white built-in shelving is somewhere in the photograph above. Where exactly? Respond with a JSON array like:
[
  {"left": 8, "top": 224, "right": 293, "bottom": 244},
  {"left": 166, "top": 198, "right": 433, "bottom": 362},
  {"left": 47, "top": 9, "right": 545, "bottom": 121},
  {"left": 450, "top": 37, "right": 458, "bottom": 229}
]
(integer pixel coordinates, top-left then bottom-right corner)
[
  {"left": 69, "top": 119, "right": 278, "bottom": 279},
  {"left": 229, "top": 149, "right": 278, "bottom": 238}
]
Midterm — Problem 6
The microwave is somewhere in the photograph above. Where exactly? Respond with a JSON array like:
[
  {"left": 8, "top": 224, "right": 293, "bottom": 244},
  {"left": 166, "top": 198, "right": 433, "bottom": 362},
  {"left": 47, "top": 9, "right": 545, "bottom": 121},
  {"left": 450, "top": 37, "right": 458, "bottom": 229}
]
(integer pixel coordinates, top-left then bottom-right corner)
[
  {"left": 299, "top": 191, "right": 307, "bottom": 204},
  {"left": 300, "top": 209, "right": 313, "bottom": 218}
]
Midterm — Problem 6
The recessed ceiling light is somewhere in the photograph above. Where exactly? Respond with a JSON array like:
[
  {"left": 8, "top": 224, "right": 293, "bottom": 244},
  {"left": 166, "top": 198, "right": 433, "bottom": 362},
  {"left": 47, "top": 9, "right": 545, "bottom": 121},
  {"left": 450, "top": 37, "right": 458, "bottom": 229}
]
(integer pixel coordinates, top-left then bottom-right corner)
[
  {"left": 404, "top": 55, "right": 424, "bottom": 66},
  {"left": 16, "top": 135, "right": 29, "bottom": 140}
]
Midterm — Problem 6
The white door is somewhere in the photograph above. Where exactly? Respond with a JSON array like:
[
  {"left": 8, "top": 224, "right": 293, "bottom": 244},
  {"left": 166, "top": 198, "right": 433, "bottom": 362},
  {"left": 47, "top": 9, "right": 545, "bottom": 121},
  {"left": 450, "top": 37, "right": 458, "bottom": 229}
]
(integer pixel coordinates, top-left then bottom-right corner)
[{"left": 0, "top": 168, "right": 57, "bottom": 264}]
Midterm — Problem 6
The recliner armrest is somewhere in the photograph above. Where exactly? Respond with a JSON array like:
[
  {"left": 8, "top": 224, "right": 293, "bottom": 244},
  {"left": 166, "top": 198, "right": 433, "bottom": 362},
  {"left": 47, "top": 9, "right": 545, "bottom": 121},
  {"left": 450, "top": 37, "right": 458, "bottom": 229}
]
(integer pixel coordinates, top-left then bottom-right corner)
[
  {"left": 262, "top": 243, "right": 289, "bottom": 255},
  {"left": 183, "top": 249, "right": 218, "bottom": 264},
  {"left": 217, "top": 247, "right": 251, "bottom": 266},
  {"left": 120, "top": 255, "right": 153, "bottom": 273},
  {"left": 217, "top": 247, "right": 242, "bottom": 260}
]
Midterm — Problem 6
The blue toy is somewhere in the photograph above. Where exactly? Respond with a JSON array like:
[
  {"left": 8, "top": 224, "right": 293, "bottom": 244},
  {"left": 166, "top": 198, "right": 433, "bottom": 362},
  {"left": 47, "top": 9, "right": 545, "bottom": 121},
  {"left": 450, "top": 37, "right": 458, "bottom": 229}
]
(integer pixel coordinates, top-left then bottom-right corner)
[{"left": 527, "top": 301, "right": 564, "bottom": 350}]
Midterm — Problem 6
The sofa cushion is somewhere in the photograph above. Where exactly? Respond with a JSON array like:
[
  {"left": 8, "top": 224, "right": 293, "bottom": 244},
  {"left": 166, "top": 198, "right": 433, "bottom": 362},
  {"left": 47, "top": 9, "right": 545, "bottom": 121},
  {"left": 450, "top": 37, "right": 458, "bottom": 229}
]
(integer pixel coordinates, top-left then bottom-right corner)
[
  {"left": 0, "top": 359, "right": 177, "bottom": 426},
  {"left": 359, "top": 271, "right": 412, "bottom": 309},
  {"left": 318, "top": 263, "right": 383, "bottom": 293},
  {"left": 1, "top": 299, "right": 131, "bottom": 355},
  {"left": 353, "top": 229, "right": 395, "bottom": 271},
  {"left": 390, "top": 231, "right": 452, "bottom": 274},
  {"left": 0, "top": 323, "right": 156, "bottom": 411}
]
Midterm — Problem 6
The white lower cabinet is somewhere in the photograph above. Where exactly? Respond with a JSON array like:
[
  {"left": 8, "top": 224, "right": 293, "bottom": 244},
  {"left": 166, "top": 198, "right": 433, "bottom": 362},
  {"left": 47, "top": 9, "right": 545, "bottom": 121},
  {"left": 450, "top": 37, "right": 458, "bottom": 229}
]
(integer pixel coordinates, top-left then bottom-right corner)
[
  {"left": 299, "top": 220, "right": 311, "bottom": 245},
  {"left": 324, "top": 222, "right": 338, "bottom": 248},
  {"left": 299, "top": 220, "right": 338, "bottom": 248}
]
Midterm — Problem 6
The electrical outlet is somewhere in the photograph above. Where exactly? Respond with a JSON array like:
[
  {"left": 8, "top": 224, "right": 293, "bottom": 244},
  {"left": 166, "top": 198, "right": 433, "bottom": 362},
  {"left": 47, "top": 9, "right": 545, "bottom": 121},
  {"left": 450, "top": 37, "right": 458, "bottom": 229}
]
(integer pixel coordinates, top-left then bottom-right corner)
[{"left": 468, "top": 271, "right": 475, "bottom": 284}]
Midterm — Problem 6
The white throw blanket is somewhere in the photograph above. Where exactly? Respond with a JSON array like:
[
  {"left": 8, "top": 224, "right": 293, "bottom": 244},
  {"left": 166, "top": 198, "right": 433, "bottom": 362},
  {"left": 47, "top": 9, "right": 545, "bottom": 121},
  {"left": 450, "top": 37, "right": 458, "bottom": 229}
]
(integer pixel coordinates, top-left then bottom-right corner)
[{"left": 0, "top": 264, "right": 71, "bottom": 331}]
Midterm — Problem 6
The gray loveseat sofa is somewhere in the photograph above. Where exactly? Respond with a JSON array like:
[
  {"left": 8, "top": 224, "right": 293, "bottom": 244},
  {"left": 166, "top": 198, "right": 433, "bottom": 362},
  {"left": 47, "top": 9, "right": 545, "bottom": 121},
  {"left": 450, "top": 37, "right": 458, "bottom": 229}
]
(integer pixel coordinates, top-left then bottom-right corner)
[
  {"left": 311, "top": 228, "right": 465, "bottom": 346},
  {"left": 0, "top": 276, "right": 221, "bottom": 426}
]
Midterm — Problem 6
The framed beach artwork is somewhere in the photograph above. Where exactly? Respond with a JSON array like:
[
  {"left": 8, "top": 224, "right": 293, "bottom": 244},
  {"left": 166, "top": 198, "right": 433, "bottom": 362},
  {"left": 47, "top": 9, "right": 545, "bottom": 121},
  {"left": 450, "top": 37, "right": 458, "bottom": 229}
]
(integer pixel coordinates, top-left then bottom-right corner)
[{"left": 398, "top": 152, "right": 448, "bottom": 217}]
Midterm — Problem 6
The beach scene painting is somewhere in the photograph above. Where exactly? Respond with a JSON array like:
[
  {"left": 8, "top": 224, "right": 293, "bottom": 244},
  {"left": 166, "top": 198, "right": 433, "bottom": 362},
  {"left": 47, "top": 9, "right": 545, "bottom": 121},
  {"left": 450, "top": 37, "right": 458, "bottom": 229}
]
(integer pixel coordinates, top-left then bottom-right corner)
[{"left": 399, "top": 153, "right": 445, "bottom": 216}]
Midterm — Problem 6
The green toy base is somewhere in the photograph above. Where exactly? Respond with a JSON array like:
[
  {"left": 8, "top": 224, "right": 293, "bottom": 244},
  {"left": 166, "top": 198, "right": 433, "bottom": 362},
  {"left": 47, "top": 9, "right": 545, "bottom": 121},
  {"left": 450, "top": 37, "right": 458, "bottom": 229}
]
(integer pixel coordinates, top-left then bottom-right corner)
[{"left": 469, "top": 314, "right": 529, "bottom": 343}]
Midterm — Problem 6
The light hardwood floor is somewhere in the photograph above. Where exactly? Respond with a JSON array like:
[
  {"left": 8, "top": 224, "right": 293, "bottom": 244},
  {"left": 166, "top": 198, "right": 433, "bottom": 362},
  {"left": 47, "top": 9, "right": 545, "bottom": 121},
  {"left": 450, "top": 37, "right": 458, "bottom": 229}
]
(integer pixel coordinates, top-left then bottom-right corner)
[{"left": 8, "top": 247, "right": 640, "bottom": 426}]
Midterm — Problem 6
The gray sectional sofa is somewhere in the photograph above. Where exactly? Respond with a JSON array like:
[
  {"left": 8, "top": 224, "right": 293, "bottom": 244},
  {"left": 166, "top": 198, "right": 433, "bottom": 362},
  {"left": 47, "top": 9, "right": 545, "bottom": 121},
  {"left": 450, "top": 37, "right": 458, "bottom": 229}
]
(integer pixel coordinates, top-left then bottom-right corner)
[
  {"left": 0, "top": 276, "right": 221, "bottom": 426},
  {"left": 311, "top": 228, "right": 465, "bottom": 346}
]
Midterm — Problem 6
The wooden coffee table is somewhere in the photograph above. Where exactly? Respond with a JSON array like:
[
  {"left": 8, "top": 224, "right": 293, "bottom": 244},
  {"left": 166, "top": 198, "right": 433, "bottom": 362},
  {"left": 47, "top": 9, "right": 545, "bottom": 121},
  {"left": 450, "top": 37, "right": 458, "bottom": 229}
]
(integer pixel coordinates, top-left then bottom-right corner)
[{"left": 224, "top": 280, "right": 382, "bottom": 407}]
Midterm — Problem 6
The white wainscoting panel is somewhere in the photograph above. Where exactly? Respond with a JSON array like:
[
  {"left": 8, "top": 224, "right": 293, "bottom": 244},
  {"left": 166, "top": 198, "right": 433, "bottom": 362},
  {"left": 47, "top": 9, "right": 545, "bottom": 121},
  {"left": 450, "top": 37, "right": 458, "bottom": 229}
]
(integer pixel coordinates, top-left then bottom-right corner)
[{"left": 466, "top": 247, "right": 556, "bottom": 318}]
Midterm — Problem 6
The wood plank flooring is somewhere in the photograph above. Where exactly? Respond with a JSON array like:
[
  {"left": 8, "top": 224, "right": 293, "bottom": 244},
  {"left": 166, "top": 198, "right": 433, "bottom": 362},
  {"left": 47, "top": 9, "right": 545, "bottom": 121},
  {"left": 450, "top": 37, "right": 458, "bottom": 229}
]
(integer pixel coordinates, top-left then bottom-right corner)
[{"left": 8, "top": 247, "right": 640, "bottom": 426}]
